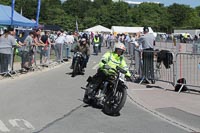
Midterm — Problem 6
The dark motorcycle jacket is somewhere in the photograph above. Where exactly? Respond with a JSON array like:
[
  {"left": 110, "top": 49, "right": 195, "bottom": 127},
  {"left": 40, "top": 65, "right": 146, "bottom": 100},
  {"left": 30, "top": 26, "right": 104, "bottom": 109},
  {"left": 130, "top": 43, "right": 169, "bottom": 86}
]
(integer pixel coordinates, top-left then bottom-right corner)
[{"left": 73, "top": 43, "right": 90, "bottom": 57}]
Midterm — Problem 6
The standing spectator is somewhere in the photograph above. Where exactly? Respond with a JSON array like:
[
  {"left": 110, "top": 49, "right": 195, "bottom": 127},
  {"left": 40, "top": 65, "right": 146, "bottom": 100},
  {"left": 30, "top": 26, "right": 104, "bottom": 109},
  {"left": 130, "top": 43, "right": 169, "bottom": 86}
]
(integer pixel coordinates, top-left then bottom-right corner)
[
  {"left": 107, "top": 34, "right": 111, "bottom": 49},
  {"left": 65, "top": 32, "right": 74, "bottom": 60},
  {"left": 110, "top": 34, "right": 115, "bottom": 51},
  {"left": 54, "top": 30, "right": 66, "bottom": 63},
  {"left": 41, "top": 31, "right": 51, "bottom": 64},
  {"left": 23, "top": 31, "right": 35, "bottom": 70},
  {"left": 194, "top": 35, "right": 198, "bottom": 42},
  {"left": 73, "top": 31, "right": 79, "bottom": 43},
  {"left": 49, "top": 31, "right": 55, "bottom": 43},
  {"left": 16, "top": 31, "right": 30, "bottom": 71},
  {"left": 197, "top": 33, "right": 200, "bottom": 42},
  {"left": 33, "top": 29, "right": 45, "bottom": 65},
  {"left": 104, "top": 33, "right": 108, "bottom": 47},
  {"left": 99, "top": 33, "right": 103, "bottom": 53},
  {"left": 179, "top": 34, "right": 183, "bottom": 43},
  {"left": 137, "top": 26, "right": 155, "bottom": 84},
  {"left": 0, "top": 27, "right": 16, "bottom": 74},
  {"left": 129, "top": 34, "right": 136, "bottom": 59},
  {"left": 90, "top": 32, "right": 94, "bottom": 46},
  {"left": 125, "top": 33, "right": 131, "bottom": 55}
]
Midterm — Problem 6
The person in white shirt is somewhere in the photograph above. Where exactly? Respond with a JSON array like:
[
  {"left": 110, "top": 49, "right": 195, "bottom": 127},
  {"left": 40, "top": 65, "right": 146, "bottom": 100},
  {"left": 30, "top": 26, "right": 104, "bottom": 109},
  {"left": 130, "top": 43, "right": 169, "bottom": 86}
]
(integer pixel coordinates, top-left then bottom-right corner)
[
  {"left": 54, "top": 30, "right": 67, "bottom": 63},
  {"left": 65, "top": 32, "right": 74, "bottom": 59}
]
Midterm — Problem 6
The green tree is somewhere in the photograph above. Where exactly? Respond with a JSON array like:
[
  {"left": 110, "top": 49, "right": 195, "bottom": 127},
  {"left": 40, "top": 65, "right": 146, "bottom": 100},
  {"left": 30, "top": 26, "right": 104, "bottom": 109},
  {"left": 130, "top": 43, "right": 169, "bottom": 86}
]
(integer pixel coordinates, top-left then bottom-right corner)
[
  {"left": 168, "top": 4, "right": 193, "bottom": 28},
  {"left": 1, "top": 0, "right": 200, "bottom": 33},
  {"left": 62, "top": 0, "right": 92, "bottom": 19},
  {"left": 0, "top": 0, "right": 11, "bottom": 5}
]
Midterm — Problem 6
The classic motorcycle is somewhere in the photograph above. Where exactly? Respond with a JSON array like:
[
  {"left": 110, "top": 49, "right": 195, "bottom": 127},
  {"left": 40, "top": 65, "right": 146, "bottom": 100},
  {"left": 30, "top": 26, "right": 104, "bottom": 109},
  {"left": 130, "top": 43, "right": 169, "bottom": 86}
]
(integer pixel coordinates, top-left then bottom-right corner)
[
  {"left": 94, "top": 43, "right": 99, "bottom": 55},
  {"left": 83, "top": 62, "right": 128, "bottom": 115},
  {"left": 72, "top": 51, "right": 84, "bottom": 77}
]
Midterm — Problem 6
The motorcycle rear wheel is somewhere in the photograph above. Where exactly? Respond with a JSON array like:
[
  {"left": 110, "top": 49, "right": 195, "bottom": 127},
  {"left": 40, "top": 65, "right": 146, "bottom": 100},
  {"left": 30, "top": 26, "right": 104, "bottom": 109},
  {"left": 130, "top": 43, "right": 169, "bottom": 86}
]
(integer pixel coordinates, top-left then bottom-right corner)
[{"left": 103, "top": 86, "right": 127, "bottom": 115}]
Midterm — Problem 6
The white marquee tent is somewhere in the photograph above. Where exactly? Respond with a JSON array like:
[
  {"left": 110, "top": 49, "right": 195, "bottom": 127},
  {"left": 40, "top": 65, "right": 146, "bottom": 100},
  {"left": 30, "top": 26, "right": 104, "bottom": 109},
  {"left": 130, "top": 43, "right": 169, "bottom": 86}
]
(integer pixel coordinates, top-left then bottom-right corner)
[
  {"left": 84, "top": 25, "right": 112, "bottom": 33},
  {"left": 111, "top": 26, "right": 154, "bottom": 34}
]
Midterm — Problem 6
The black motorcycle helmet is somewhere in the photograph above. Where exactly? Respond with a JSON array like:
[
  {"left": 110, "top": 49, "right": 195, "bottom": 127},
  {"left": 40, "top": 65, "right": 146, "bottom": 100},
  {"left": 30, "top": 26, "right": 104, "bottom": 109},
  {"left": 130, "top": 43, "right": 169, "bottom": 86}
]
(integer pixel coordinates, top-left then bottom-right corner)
[
  {"left": 82, "top": 33, "right": 87, "bottom": 39},
  {"left": 143, "top": 26, "right": 149, "bottom": 33}
]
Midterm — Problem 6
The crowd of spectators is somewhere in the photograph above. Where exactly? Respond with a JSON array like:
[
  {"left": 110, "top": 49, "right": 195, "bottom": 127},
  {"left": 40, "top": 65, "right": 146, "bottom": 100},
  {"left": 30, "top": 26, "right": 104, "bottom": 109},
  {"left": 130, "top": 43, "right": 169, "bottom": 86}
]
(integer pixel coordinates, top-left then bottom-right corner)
[
  {"left": 0, "top": 27, "right": 81, "bottom": 75},
  {"left": 0, "top": 26, "right": 156, "bottom": 84}
]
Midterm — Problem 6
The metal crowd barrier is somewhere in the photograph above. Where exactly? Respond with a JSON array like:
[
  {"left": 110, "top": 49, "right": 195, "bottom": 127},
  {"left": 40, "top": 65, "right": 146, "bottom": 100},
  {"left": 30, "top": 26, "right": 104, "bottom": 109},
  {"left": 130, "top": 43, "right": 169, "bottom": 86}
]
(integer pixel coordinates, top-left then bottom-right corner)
[
  {"left": 192, "top": 42, "right": 200, "bottom": 54},
  {"left": 134, "top": 49, "right": 174, "bottom": 85},
  {"left": 155, "top": 40, "right": 176, "bottom": 51},
  {"left": 154, "top": 50, "right": 175, "bottom": 85},
  {"left": 129, "top": 47, "right": 200, "bottom": 93},
  {"left": 155, "top": 40, "right": 200, "bottom": 54},
  {"left": 32, "top": 44, "right": 59, "bottom": 69},
  {"left": 0, "top": 47, "right": 17, "bottom": 78},
  {"left": 0, "top": 43, "right": 69, "bottom": 80},
  {"left": 175, "top": 53, "right": 200, "bottom": 92}
]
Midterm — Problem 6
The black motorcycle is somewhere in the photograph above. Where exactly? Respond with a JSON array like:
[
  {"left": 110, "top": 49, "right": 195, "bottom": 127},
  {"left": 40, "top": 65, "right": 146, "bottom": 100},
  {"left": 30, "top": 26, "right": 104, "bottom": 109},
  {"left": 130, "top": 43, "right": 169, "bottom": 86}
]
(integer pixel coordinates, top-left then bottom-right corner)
[
  {"left": 94, "top": 43, "right": 99, "bottom": 55},
  {"left": 83, "top": 63, "right": 128, "bottom": 115},
  {"left": 72, "top": 52, "right": 84, "bottom": 77}
]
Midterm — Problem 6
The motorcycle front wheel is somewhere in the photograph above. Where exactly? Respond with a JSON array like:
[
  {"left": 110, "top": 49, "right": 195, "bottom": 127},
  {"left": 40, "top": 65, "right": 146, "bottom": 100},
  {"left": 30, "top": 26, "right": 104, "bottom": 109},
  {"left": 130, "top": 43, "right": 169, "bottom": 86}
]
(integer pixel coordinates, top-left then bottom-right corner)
[
  {"left": 83, "top": 82, "right": 95, "bottom": 104},
  {"left": 72, "top": 61, "right": 78, "bottom": 77},
  {"left": 103, "top": 86, "right": 127, "bottom": 115}
]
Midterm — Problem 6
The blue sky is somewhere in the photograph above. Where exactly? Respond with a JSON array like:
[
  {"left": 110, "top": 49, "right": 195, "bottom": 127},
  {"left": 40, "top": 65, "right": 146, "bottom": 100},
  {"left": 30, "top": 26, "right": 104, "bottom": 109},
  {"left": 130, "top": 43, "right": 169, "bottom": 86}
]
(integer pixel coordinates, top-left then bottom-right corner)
[
  {"left": 60, "top": 0, "right": 200, "bottom": 8},
  {"left": 128, "top": 0, "right": 200, "bottom": 8}
]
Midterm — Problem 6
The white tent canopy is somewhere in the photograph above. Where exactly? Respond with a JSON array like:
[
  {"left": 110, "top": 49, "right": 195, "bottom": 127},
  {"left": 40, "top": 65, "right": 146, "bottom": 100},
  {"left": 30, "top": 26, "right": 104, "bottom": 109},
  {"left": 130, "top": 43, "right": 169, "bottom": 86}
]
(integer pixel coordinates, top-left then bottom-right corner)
[
  {"left": 84, "top": 25, "right": 112, "bottom": 33},
  {"left": 111, "top": 26, "right": 154, "bottom": 34}
]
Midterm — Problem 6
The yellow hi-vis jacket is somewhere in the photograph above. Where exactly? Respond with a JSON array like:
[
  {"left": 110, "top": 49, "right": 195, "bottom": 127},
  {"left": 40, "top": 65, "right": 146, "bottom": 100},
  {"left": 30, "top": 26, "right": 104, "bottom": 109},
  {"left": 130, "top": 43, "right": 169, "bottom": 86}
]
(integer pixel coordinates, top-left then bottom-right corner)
[
  {"left": 99, "top": 51, "right": 131, "bottom": 77},
  {"left": 15, "top": 40, "right": 20, "bottom": 54},
  {"left": 94, "top": 37, "right": 100, "bottom": 43}
]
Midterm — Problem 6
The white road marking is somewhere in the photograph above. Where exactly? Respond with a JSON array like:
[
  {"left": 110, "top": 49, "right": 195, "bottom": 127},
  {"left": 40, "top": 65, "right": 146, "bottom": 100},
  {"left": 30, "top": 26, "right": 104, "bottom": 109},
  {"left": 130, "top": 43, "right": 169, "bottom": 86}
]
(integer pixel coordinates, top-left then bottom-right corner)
[
  {"left": 0, "top": 120, "right": 10, "bottom": 132},
  {"left": 9, "top": 119, "right": 35, "bottom": 130}
]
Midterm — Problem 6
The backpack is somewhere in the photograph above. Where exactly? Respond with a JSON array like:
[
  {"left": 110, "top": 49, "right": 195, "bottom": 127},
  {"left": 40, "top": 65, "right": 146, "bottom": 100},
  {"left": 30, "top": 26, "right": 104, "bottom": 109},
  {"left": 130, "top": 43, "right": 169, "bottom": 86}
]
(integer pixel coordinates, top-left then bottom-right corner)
[{"left": 174, "top": 78, "right": 188, "bottom": 92}]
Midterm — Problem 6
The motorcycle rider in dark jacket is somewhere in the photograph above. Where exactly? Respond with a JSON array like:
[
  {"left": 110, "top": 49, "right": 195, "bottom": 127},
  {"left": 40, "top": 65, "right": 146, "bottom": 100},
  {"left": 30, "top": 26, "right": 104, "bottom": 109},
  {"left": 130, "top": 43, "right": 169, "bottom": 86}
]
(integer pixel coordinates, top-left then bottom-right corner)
[{"left": 70, "top": 38, "right": 90, "bottom": 71}]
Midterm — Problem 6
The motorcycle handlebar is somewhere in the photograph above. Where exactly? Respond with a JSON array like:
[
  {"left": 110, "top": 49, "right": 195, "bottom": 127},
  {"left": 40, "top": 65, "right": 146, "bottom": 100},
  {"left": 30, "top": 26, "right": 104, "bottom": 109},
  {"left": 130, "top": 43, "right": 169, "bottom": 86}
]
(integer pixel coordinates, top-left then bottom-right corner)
[
  {"left": 103, "top": 65, "right": 127, "bottom": 74},
  {"left": 102, "top": 60, "right": 127, "bottom": 74}
]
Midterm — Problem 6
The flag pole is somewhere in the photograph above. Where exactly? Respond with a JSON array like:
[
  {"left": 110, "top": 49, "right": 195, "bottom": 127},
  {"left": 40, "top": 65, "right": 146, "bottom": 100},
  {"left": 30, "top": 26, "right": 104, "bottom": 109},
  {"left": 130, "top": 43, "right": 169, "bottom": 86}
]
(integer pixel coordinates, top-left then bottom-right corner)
[
  {"left": 76, "top": 18, "right": 79, "bottom": 32},
  {"left": 20, "top": 7, "right": 23, "bottom": 15},
  {"left": 36, "top": 0, "right": 41, "bottom": 27},
  {"left": 11, "top": 0, "right": 15, "bottom": 26}
]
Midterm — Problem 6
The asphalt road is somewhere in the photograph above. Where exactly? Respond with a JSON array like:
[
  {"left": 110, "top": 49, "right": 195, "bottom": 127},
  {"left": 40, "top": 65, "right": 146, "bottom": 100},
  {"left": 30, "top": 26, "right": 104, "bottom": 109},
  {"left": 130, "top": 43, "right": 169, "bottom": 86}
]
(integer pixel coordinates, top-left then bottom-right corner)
[{"left": 0, "top": 47, "right": 189, "bottom": 133}]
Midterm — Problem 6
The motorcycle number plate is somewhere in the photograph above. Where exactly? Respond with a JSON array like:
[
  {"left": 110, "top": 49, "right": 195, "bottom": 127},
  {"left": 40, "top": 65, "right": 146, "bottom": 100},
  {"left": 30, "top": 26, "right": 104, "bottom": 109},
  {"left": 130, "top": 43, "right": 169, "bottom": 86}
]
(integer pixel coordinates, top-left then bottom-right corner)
[
  {"left": 119, "top": 73, "right": 125, "bottom": 82},
  {"left": 95, "top": 44, "right": 99, "bottom": 46}
]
